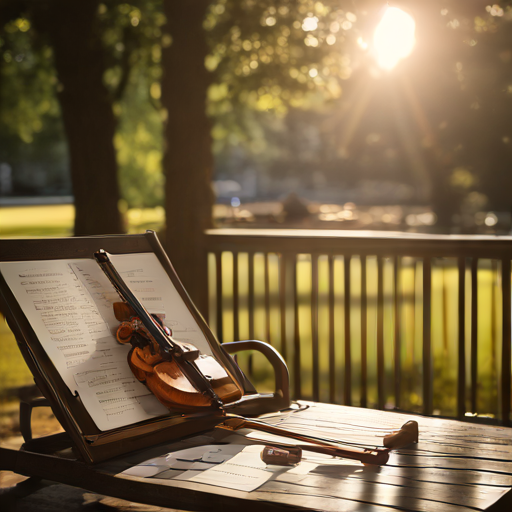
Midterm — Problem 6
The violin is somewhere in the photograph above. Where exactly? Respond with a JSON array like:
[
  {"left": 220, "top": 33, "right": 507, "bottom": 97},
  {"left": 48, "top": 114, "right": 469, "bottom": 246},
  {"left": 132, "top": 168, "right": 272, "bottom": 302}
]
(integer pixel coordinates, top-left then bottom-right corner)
[
  {"left": 112, "top": 301, "right": 245, "bottom": 411},
  {"left": 94, "top": 250, "right": 244, "bottom": 412},
  {"left": 95, "top": 249, "right": 418, "bottom": 465}
]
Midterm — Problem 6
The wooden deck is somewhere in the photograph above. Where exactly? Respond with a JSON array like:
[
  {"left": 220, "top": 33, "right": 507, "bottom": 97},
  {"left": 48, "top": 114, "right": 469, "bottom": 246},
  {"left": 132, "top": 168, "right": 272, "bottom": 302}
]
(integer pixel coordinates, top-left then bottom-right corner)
[{"left": 2, "top": 402, "right": 512, "bottom": 511}]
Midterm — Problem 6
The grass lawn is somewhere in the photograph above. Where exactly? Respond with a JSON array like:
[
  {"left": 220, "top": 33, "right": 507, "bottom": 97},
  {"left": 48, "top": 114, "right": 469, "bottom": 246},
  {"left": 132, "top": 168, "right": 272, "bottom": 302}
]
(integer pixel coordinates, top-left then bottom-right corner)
[{"left": 0, "top": 204, "right": 165, "bottom": 237}]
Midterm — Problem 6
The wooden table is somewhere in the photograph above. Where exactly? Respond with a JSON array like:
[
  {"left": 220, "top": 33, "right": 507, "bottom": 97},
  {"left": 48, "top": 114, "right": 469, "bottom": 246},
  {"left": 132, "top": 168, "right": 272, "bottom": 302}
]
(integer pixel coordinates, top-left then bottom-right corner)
[{"left": 2, "top": 402, "right": 512, "bottom": 511}]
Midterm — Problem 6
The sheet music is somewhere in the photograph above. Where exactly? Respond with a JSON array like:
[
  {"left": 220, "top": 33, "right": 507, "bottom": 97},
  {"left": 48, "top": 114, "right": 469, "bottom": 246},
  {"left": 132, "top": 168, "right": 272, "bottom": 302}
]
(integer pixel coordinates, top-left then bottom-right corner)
[
  {"left": 121, "top": 444, "right": 308, "bottom": 492},
  {"left": 0, "top": 252, "right": 212, "bottom": 431}
]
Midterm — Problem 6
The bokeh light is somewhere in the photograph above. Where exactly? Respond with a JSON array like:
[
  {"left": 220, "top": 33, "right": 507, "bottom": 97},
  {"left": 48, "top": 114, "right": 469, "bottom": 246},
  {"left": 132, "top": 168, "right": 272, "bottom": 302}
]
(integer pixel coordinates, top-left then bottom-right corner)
[{"left": 373, "top": 7, "right": 416, "bottom": 70}]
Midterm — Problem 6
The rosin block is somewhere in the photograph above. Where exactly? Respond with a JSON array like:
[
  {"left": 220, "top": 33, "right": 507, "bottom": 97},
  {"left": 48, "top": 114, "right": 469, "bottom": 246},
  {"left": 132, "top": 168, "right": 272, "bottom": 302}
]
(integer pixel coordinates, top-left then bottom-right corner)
[{"left": 261, "top": 445, "right": 302, "bottom": 466}]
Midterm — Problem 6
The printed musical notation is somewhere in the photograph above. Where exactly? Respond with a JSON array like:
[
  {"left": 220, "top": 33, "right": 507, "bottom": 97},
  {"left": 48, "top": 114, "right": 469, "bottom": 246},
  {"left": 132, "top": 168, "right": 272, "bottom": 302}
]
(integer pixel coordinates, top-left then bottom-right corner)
[{"left": 0, "top": 252, "right": 212, "bottom": 431}]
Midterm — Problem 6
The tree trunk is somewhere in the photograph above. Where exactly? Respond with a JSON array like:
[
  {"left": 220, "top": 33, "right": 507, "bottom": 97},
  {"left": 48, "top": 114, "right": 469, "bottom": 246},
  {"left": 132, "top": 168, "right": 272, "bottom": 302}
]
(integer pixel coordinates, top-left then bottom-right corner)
[
  {"left": 33, "top": 0, "right": 123, "bottom": 235},
  {"left": 161, "top": 1, "right": 213, "bottom": 315}
]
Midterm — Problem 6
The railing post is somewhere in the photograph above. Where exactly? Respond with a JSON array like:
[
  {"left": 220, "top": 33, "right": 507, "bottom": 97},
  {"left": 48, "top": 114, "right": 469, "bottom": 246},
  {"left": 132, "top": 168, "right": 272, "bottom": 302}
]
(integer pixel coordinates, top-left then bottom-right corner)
[
  {"left": 215, "top": 251, "right": 223, "bottom": 343},
  {"left": 394, "top": 256, "right": 401, "bottom": 410},
  {"left": 423, "top": 258, "right": 433, "bottom": 416},
  {"left": 233, "top": 252, "right": 239, "bottom": 342},
  {"left": 344, "top": 255, "right": 352, "bottom": 406},
  {"left": 502, "top": 257, "right": 511, "bottom": 426},
  {"left": 360, "top": 255, "right": 367, "bottom": 408},
  {"left": 457, "top": 257, "right": 466, "bottom": 419},
  {"left": 279, "top": 253, "right": 288, "bottom": 361},
  {"left": 248, "top": 252, "right": 255, "bottom": 376},
  {"left": 377, "top": 256, "right": 385, "bottom": 410},
  {"left": 471, "top": 257, "right": 478, "bottom": 413},
  {"left": 311, "top": 254, "right": 319, "bottom": 402},
  {"left": 201, "top": 248, "right": 210, "bottom": 322},
  {"left": 328, "top": 255, "right": 335, "bottom": 403},
  {"left": 264, "top": 253, "right": 271, "bottom": 345},
  {"left": 292, "top": 255, "right": 301, "bottom": 399}
]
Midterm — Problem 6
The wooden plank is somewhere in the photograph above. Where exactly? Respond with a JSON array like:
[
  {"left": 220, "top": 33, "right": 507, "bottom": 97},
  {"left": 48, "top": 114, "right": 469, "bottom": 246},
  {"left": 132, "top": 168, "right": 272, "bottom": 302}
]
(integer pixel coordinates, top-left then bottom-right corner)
[
  {"left": 311, "top": 254, "right": 319, "bottom": 402},
  {"left": 344, "top": 255, "right": 352, "bottom": 406},
  {"left": 377, "top": 256, "right": 385, "bottom": 410},
  {"left": 269, "top": 472, "right": 507, "bottom": 511},
  {"left": 361, "top": 255, "right": 368, "bottom": 408},
  {"left": 502, "top": 257, "right": 511, "bottom": 426},
  {"left": 263, "top": 477, "right": 499, "bottom": 512},
  {"left": 328, "top": 255, "right": 335, "bottom": 403},
  {"left": 386, "top": 453, "right": 512, "bottom": 475},
  {"left": 423, "top": 258, "right": 432, "bottom": 416},
  {"left": 457, "top": 257, "right": 466, "bottom": 419}
]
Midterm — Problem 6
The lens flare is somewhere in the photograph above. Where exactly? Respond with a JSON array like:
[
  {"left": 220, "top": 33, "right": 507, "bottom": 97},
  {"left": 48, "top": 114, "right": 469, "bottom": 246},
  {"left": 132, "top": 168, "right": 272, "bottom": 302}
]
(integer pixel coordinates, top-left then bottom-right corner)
[{"left": 373, "top": 7, "right": 416, "bottom": 70}]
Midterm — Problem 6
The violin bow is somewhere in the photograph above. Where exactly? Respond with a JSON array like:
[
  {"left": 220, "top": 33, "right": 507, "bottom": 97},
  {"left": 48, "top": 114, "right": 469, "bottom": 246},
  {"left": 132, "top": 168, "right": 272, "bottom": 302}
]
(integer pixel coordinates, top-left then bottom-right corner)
[{"left": 216, "top": 416, "right": 419, "bottom": 465}]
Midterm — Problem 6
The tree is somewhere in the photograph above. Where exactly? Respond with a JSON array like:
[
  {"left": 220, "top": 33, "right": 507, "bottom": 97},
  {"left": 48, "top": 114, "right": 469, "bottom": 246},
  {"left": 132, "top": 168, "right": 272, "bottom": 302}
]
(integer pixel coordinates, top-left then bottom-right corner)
[
  {"left": 161, "top": 0, "right": 213, "bottom": 314},
  {"left": 160, "top": 0, "right": 357, "bottom": 311},
  {"left": 30, "top": 0, "right": 124, "bottom": 235},
  {"left": 0, "top": 0, "right": 165, "bottom": 234}
]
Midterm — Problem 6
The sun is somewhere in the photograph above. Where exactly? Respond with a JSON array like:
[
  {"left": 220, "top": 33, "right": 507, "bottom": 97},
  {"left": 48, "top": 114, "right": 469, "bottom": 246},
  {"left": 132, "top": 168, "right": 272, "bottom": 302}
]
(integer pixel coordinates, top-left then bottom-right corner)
[{"left": 373, "top": 7, "right": 416, "bottom": 70}]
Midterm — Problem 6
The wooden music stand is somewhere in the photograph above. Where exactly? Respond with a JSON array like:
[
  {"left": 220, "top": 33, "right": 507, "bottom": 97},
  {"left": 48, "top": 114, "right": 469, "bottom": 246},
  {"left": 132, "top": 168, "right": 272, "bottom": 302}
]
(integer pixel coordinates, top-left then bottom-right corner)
[{"left": 0, "top": 232, "right": 289, "bottom": 459}]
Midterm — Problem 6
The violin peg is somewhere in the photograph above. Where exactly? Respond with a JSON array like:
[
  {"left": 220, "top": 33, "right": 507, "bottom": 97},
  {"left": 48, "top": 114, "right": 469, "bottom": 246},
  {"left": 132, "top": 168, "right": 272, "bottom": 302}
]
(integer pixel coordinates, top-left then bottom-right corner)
[
  {"left": 116, "top": 322, "right": 134, "bottom": 344},
  {"left": 383, "top": 420, "right": 419, "bottom": 449}
]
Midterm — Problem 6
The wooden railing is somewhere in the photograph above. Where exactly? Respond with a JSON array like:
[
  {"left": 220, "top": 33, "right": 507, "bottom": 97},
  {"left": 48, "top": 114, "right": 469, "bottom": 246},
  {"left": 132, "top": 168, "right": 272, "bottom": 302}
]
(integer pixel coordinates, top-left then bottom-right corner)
[{"left": 205, "top": 228, "right": 512, "bottom": 425}]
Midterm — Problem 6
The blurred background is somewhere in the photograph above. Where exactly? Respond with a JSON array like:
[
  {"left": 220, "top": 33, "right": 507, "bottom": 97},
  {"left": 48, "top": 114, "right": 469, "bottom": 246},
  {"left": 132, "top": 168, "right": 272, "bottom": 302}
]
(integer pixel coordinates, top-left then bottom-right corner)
[
  {"left": 2, "top": 0, "right": 512, "bottom": 236},
  {"left": 1, "top": 0, "right": 512, "bottom": 440}
]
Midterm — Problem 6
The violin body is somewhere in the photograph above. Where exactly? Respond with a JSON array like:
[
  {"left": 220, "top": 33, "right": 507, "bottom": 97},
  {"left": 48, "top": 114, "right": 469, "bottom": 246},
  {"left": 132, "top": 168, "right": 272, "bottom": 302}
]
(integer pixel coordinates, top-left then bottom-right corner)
[{"left": 114, "top": 304, "right": 243, "bottom": 412}]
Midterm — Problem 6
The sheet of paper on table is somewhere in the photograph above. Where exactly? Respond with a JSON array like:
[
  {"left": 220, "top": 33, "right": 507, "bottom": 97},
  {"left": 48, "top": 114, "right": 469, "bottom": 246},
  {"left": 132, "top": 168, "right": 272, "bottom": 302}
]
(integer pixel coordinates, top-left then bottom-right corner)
[
  {"left": 0, "top": 253, "right": 212, "bottom": 431},
  {"left": 121, "top": 444, "right": 318, "bottom": 492}
]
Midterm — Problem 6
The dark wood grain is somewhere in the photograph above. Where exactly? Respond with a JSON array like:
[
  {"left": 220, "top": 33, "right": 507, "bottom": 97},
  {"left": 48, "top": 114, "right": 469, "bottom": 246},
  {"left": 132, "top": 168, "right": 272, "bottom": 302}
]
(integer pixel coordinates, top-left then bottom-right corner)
[{"left": 4, "top": 402, "right": 512, "bottom": 512}]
